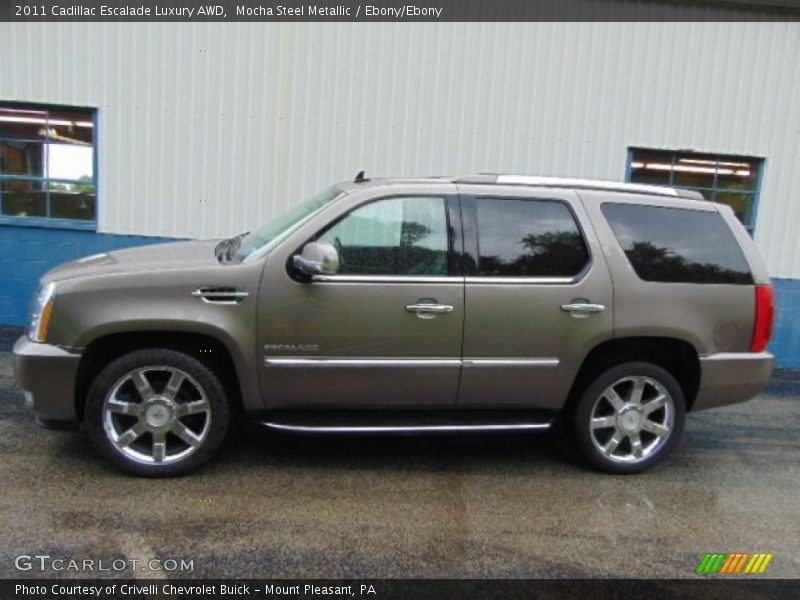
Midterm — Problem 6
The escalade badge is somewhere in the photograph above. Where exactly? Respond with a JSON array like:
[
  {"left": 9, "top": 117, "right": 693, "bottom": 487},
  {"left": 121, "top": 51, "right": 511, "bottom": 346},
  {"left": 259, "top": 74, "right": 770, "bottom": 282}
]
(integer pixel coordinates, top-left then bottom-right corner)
[{"left": 264, "top": 344, "right": 319, "bottom": 352}]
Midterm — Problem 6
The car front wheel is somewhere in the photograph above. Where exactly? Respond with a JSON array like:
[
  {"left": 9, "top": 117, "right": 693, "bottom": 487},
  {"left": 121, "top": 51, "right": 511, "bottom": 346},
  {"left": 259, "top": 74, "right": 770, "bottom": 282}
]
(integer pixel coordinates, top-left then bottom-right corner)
[
  {"left": 84, "top": 349, "right": 230, "bottom": 476},
  {"left": 572, "top": 362, "right": 686, "bottom": 474}
]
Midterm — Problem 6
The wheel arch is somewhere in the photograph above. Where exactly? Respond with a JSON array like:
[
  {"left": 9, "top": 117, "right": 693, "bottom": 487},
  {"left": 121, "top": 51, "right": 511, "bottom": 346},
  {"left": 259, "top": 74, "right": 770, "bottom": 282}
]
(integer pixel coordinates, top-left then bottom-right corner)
[
  {"left": 565, "top": 336, "right": 701, "bottom": 413},
  {"left": 74, "top": 329, "right": 244, "bottom": 421}
]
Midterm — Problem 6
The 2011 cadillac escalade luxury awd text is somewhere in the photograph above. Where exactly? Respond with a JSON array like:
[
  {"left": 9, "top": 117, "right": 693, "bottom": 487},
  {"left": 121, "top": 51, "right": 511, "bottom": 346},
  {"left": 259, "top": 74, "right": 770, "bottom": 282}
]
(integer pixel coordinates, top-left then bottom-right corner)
[{"left": 12, "top": 173, "right": 775, "bottom": 476}]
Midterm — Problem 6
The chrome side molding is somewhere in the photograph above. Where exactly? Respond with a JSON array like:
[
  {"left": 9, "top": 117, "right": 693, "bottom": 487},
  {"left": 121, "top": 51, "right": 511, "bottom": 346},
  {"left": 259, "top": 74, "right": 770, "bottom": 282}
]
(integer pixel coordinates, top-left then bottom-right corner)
[
  {"left": 261, "top": 421, "right": 553, "bottom": 434},
  {"left": 264, "top": 357, "right": 559, "bottom": 367},
  {"left": 462, "top": 358, "right": 559, "bottom": 367},
  {"left": 264, "top": 358, "right": 461, "bottom": 367}
]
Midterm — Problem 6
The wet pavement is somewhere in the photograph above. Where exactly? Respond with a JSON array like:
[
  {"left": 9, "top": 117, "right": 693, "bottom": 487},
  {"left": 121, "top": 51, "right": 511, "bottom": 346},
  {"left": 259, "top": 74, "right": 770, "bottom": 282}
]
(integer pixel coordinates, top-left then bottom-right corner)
[{"left": 1, "top": 340, "right": 799, "bottom": 579}]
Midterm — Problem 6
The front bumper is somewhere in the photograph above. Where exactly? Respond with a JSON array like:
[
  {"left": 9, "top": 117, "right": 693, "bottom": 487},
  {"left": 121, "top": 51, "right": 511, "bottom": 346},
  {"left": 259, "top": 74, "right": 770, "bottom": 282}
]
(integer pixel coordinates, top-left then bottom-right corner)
[
  {"left": 12, "top": 336, "right": 81, "bottom": 422},
  {"left": 693, "top": 351, "right": 774, "bottom": 411}
]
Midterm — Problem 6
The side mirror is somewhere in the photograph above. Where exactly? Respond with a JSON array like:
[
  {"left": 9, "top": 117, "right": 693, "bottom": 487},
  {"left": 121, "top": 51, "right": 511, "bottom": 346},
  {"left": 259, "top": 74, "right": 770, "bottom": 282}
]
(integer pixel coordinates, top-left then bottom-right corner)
[{"left": 293, "top": 241, "right": 339, "bottom": 277}]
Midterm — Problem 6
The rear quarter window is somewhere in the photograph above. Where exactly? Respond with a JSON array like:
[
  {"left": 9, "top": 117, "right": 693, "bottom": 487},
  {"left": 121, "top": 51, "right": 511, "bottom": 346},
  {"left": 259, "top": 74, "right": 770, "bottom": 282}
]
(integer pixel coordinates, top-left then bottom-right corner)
[{"left": 601, "top": 203, "right": 753, "bottom": 284}]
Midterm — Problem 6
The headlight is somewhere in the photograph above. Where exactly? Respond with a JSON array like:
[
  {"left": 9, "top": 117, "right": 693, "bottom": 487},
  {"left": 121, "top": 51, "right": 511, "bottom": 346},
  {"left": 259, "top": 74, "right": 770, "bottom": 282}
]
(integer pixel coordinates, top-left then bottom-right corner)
[{"left": 27, "top": 282, "right": 56, "bottom": 343}]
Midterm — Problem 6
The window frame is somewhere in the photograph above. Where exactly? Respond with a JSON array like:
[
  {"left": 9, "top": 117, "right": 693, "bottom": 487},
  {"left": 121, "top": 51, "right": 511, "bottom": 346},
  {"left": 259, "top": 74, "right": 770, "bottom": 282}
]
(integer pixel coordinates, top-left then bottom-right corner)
[
  {"left": 0, "top": 101, "right": 98, "bottom": 230},
  {"left": 625, "top": 147, "right": 764, "bottom": 234},
  {"left": 289, "top": 193, "right": 462, "bottom": 282},
  {"left": 460, "top": 194, "right": 593, "bottom": 284}
]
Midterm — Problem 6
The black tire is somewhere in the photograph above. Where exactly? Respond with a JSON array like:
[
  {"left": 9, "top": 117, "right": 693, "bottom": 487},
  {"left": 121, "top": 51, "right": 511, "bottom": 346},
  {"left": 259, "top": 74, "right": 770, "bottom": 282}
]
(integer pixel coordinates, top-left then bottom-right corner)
[
  {"left": 571, "top": 362, "right": 686, "bottom": 474},
  {"left": 84, "top": 349, "right": 230, "bottom": 477}
]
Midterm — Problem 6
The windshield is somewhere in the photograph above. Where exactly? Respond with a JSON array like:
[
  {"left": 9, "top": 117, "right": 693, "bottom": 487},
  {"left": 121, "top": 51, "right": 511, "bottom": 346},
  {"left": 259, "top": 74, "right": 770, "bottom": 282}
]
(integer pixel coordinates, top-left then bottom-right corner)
[{"left": 232, "top": 186, "right": 343, "bottom": 262}]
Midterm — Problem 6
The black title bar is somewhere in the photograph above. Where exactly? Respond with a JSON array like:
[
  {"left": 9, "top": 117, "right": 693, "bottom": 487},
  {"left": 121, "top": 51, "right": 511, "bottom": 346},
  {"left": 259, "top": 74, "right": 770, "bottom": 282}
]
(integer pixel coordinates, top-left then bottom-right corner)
[
  {"left": 3, "top": 579, "right": 800, "bottom": 600},
  {"left": 2, "top": 0, "right": 800, "bottom": 22}
]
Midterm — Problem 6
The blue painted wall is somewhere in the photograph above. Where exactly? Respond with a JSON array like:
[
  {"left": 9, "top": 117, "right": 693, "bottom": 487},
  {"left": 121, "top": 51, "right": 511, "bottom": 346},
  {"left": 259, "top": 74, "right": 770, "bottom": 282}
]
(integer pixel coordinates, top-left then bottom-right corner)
[
  {"left": 0, "top": 225, "right": 176, "bottom": 326},
  {"left": 771, "top": 278, "right": 800, "bottom": 368},
  {"left": 1, "top": 223, "right": 798, "bottom": 367}
]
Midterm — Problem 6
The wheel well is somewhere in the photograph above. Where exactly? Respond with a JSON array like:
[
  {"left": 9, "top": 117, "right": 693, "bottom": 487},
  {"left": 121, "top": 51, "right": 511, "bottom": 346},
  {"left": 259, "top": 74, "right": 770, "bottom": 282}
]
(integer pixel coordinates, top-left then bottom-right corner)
[
  {"left": 566, "top": 337, "right": 701, "bottom": 412},
  {"left": 74, "top": 331, "right": 243, "bottom": 421}
]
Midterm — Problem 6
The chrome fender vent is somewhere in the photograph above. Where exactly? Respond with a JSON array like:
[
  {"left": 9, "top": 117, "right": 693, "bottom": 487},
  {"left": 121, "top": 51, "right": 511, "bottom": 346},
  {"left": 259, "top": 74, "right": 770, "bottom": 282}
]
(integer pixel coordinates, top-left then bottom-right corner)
[{"left": 191, "top": 287, "right": 249, "bottom": 304}]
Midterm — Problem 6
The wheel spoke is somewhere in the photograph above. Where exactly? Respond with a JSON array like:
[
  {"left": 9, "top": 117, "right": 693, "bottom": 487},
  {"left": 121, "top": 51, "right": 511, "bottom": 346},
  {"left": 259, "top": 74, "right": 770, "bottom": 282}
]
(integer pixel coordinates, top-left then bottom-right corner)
[
  {"left": 107, "top": 399, "right": 141, "bottom": 417},
  {"left": 642, "top": 419, "right": 670, "bottom": 438},
  {"left": 603, "top": 430, "right": 624, "bottom": 455},
  {"left": 172, "top": 422, "right": 202, "bottom": 447},
  {"left": 628, "top": 378, "right": 645, "bottom": 406},
  {"left": 163, "top": 370, "right": 186, "bottom": 401},
  {"left": 116, "top": 422, "right": 146, "bottom": 448},
  {"left": 152, "top": 431, "right": 167, "bottom": 462},
  {"left": 630, "top": 433, "right": 644, "bottom": 458},
  {"left": 602, "top": 387, "right": 625, "bottom": 411},
  {"left": 175, "top": 399, "right": 210, "bottom": 418},
  {"left": 642, "top": 394, "right": 667, "bottom": 415},
  {"left": 131, "top": 370, "right": 156, "bottom": 402},
  {"left": 590, "top": 416, "right": 616, "bottom": 430}
]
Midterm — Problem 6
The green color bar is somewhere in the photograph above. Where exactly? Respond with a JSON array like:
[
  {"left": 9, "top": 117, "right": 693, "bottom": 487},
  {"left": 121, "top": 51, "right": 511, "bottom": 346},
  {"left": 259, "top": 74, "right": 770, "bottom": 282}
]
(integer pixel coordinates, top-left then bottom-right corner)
[
  {"left": 696, "top": 554, "right": 713, "bottom": 574},
  {"left": 697, "top": 553, "right": 727, "bottom": 574}
]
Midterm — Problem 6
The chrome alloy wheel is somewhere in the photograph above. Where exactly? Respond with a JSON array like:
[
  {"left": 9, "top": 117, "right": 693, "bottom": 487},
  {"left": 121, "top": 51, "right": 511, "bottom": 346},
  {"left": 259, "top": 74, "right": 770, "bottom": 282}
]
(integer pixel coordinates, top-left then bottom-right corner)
[
  {"left": 588, "top": 375, "right": 675, "bottom": 464},
  {"left": 102, "top": 366, "right": 212, "bottom": 465}
]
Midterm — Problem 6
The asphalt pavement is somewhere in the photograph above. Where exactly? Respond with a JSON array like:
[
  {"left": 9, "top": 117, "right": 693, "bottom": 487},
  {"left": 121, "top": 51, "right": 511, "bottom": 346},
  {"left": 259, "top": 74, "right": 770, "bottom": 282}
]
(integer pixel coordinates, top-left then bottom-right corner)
[{"left": 1, "top": 332, "right": 798, "bottom": 579}]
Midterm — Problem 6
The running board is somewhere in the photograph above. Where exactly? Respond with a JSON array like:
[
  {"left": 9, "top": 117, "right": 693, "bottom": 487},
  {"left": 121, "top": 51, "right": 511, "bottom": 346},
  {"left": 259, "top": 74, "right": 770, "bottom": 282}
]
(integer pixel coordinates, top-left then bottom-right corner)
[{"left": 256, "top": 410, "right": 555, "bottom": 435}]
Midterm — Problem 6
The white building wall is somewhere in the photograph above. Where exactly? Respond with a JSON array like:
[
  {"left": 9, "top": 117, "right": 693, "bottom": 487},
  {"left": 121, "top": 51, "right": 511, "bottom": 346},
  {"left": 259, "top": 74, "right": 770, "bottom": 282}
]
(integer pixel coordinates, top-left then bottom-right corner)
[{"left": 2, "top": 19, "right": 800, "bottom": 277}]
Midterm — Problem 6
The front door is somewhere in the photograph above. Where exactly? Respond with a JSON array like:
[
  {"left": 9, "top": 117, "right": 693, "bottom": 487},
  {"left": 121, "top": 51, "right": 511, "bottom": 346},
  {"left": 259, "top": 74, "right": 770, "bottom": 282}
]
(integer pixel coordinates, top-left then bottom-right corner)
[
  {"left": 457, "top": 187, "right": 614, "bottom": 409},
  {"left": 257, "top": 192, "right": 464, "bottom": 409}
]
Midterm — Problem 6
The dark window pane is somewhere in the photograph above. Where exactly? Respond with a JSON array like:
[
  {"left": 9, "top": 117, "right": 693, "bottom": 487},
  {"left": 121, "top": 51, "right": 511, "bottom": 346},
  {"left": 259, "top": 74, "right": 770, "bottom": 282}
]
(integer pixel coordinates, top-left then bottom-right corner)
[
  {"left": 601, "top": 203, "right": 753, "bottom": 285},
  {"left": 319, "top": 196, "right": 448, "bottom": 276},
  {"left": 716, "top": 160, "right": 758, "bottom": 192},
  {"left": 46, "top": 108, "right": 94, "bottom": 145},
  {"left": 0, "top": 107, "right": 49, "bottom": 141},
  {"left": 1, "top": 140, "right": 46, "bottom": 177},
  {"left": 1, "top": 181, "right": 47, "bottom": 217},
  {"left": 476, "top": 198, "right": 589, "bottom": 277},
  {"left": 49, "top": 189, "right": 96, "bottom": 220},
  {"left": 629, "top": 149, "right": 673, "bottom": 185},
  {"left": 716, "top": 191, "right": 754, "bottom": 226},
  {"left": 672, "top": 153, "right": 718, "bottom": 188}
]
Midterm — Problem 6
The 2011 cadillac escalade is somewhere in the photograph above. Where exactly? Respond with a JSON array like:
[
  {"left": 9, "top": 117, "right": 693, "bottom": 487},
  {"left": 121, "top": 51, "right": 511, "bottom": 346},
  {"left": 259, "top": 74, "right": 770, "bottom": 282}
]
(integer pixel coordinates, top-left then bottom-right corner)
[{"left": 12, "top": 173, "right": 775, "bottom": 476}]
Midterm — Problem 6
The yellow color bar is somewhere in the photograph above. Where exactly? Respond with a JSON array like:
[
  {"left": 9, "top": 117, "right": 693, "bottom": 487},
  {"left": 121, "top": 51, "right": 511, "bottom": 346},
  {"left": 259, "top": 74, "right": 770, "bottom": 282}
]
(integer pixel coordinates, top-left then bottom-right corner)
[
  {"left": 758, "top": 554, "right": 773, "bottom": 573},
  {"left": 745, "top": 553, "right": 773, "bottom": 574}
]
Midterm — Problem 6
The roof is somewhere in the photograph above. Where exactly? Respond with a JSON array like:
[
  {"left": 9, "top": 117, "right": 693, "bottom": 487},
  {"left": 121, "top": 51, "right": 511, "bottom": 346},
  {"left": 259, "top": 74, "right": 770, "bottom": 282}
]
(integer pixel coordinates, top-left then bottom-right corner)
[
  {"left": 452, "top": 174, "right": 706, "bottom": 200},
  {"left": 346, "top": 172, "right": 705, "bottom": 201}
]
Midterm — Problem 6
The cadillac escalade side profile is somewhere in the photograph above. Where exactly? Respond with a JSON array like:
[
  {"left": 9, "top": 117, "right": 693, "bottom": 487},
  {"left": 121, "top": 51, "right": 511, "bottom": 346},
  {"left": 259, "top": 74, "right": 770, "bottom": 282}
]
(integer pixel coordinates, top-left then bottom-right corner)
[{"left": 13, "top": 173, "right": 775, "bottom": 476}]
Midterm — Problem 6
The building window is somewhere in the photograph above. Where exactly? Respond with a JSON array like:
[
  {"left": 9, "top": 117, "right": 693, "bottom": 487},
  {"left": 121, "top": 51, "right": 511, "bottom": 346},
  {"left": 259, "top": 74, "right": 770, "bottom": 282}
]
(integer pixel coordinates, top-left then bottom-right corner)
[
  {"left": 0, "top": 103, "right": 96, "bottom": 228},
  {"left": 627, "top": 148, "right": 763, "bottom": 234}
]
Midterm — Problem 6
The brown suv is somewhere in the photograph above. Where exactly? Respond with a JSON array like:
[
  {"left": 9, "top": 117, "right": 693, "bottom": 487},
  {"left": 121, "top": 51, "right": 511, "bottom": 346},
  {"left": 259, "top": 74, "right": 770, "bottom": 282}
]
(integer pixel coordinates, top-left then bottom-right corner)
[{"left": 12, "top": 173, "right": 775, "bottom": 476}]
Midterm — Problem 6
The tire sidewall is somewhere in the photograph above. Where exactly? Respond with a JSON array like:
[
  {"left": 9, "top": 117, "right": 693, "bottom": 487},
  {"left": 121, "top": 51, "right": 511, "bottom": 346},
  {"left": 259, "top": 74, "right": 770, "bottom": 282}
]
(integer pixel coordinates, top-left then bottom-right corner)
[
  {"left": 573, "top": 361, "right": 686, "bottom": 474},
  {"left": 84, "top": 349, "right": 230, "bottom": 477}
]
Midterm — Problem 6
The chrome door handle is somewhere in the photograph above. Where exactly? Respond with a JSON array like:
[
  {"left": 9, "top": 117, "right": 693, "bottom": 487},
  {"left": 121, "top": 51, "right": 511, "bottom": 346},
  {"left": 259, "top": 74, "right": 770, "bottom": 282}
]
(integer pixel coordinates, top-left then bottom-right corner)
[
  {"left": 561, "top": 302, "right": 605, "bottom": 314},
  {"left": 405, "top": 303, "right": 454, "bottom": 314}
]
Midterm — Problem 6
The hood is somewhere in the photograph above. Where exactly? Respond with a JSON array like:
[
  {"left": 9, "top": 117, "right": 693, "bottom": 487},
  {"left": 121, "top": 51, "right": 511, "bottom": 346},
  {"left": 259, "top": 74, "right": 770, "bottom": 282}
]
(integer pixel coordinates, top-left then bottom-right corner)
[{"left": 43, "top": 240, "right": 221, "bottom": 283}]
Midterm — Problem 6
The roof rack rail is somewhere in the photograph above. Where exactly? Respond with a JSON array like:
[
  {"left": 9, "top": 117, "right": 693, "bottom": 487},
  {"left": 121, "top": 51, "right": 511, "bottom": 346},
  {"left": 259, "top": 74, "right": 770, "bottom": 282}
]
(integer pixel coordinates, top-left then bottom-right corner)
[{"left": 454, "top": 174, "right": 704, "bottom": 200}]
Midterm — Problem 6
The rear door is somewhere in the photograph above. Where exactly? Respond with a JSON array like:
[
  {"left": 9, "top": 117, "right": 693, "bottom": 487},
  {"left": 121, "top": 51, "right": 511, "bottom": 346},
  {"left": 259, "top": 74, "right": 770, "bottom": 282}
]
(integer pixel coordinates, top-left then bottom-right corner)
[{"left": 456, "top": 185, "right": 613, "bottom": 409}]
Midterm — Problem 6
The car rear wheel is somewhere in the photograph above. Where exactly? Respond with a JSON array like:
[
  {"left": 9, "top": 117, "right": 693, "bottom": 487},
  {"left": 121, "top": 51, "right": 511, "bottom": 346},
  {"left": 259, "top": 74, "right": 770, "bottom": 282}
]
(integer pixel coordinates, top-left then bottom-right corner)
[
  {"left": 84, "top": 349, "right": 229, "bottom": 476},
  {"left": 572, "top": 362, "right": 685, "bottom": 474}
]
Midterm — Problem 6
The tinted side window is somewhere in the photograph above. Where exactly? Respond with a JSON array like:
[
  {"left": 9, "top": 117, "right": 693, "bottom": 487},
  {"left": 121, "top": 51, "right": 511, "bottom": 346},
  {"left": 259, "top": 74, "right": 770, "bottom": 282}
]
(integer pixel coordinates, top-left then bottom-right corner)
[
  {"left": 601, "top": 203, "right": 753, "bottom": 284},
  {"left": 318, "top": 196, "right": 448, "bottom": 276},
  {"left": 475, "top": 198, "right": 590, "bottom": 277}
]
